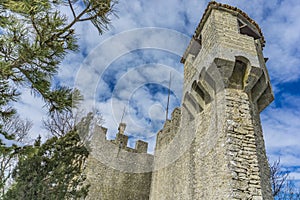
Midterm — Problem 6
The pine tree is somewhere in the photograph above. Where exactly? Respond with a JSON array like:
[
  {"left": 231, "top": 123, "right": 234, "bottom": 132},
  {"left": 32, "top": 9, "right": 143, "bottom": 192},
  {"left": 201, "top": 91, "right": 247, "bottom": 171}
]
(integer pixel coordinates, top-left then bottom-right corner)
[
  {"left": 0, "top": 0, "right": 116, "bottom": 130},
  {"left": 4, "top": 131, "right": 90, "bottom": 199}
]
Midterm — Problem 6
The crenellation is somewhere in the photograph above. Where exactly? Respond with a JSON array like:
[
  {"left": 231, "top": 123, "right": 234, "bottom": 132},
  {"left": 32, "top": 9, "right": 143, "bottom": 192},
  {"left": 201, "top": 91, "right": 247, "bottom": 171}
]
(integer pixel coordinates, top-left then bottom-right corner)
[
  {"left": 97, "top": 122, "right": 152, "bottom": 154},
  {"left": 94, "top": 125, "right": 108, "bottom": 136},
  {"left": 135, "top": 140, "right": 148, "bottom": 153},
  {"left": 88, "top": 124, "right": 153, "bottom": 155},
  {"left": 115, "top": 133, "right": 128, "bottom": 149}
]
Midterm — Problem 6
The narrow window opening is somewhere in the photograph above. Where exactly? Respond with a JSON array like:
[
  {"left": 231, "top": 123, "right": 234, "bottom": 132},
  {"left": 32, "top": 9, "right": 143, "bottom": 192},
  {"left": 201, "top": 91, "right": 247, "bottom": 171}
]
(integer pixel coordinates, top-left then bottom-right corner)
[
  {"left": 238, "top": 19, "right": 260, "bottom": 39},
  {"left": 189, "top": 34, "right": 202, "bottom": 57},
  {"left": 195, "top": 34, "right": 202, "bottom": 46}
]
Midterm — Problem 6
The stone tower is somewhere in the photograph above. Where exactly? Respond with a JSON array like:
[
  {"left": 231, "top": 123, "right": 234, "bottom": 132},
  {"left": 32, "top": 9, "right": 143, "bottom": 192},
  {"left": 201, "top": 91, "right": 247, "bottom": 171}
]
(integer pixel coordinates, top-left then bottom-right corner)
[
  {"left": 150, "top": 2, "right": 274, "bottom": 200},
  {"left": 85, "top": 2, "right": 274, "bottom": 200}
]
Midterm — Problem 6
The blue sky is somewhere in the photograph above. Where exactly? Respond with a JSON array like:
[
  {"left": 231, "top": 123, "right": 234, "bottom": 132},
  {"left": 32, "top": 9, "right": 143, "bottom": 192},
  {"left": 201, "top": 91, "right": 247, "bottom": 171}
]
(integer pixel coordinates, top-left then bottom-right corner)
[{"left": 14, "top": 0, "right": 300, "bottom": 185}]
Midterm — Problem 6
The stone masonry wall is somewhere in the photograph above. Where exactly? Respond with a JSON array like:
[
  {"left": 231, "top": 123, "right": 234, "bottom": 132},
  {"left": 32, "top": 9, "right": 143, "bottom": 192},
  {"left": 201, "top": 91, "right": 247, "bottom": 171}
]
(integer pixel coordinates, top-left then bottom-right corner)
[
  {"left": 150, "top": 108, "right": 195, "bottom": 200},
  {"left": 192, "top": 90, "right": 231, "bottom": 199},
  {"left": 85, "top": 125, "right": 153, "bottom": 200},
  {"left": 224, "top": 89, "right": 272, "bottom": 199},
  {"left": 86, "top": 157, "right": 152, "bottom": 200}
]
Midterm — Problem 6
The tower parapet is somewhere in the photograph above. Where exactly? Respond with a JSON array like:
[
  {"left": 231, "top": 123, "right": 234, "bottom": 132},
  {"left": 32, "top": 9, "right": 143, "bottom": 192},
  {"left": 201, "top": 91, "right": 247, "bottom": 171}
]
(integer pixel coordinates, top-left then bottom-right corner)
[{"left": 181, "top": 2, "right": 273, "bottom": 114}]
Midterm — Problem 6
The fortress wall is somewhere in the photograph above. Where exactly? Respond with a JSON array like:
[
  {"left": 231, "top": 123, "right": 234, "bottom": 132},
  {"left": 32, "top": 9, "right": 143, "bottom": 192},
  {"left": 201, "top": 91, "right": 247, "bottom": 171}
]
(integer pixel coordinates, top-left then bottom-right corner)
[
  {"left": 86, "top": 157, "right": 152, "bottom": 200},
  {"left": 192, "top": 90, "right": 232, "bottom": 199},
  {"left": 150, "top": 108, "right": 195, "bottom": 200},
  {"left": 85, "top": 126, "right": 153, "bottom": 200},
  {"left": 149, "top": 148, "right": 194, "bottom": 200}
]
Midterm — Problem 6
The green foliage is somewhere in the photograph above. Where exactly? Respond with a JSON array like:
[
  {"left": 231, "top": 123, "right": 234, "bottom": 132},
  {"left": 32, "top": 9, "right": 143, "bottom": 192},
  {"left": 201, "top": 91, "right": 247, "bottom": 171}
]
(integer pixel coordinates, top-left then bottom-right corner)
[
  {"left": 0, "top": 0, "right": 116, "bottom": 125},
  {"left": 0, "top": 132, "right": 18, "bottom": 196},
  {"left": 4, "top": 130, "right": 90, "bottom": 200},
  {"left": 0, "top": 114, "right": 32, "bottom": 198}
]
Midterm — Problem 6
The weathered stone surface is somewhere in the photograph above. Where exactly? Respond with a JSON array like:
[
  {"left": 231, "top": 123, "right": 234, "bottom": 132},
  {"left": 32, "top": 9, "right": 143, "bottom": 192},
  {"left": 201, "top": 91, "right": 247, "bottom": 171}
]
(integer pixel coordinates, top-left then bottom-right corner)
[{"left": 85, "top": 124, "right": 153, "bottom": 200}]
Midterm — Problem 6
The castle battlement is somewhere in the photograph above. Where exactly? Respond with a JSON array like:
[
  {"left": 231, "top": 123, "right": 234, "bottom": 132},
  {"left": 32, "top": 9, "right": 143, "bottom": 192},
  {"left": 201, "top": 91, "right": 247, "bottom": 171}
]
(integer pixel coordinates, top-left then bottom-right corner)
[
  {"left": 112, "top": 125, "right": 149, "bottom": 154},
  {"left": 84, "top": 123, "right": 153, "bottom": 200},
  {"left": 93, "top": 122, "right": 150, "bottom": 154},
  {"left": 156, "top": 107, "right": 181, "bottom": 150}
]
